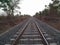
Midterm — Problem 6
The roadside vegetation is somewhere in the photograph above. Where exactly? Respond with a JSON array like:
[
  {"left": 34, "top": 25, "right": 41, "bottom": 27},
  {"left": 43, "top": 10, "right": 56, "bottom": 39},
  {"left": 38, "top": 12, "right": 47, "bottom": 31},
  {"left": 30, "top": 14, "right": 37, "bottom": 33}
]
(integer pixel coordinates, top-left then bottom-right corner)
[
  {"left": 0, "top": 14, "right": 30, "bottom": 34},
  {"left": 0, "top": 0, "right": 30, "bottom": 34},
  {"left": 34, "top": 0, "right": 60, "bottom": 30}
]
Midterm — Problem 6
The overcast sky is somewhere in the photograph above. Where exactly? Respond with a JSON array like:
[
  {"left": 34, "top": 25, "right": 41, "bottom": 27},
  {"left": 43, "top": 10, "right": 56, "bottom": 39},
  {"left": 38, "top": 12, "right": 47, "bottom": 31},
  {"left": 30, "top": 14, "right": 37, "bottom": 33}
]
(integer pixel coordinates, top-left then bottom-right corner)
[
  {"left": 18, "top": 0, "right": 52, "bottom": 16},
  {"left": 0, "top": 9, "right": 7, "bottom": 16},
  {"left": 0, "top": 0, "right": 52, "bottom": 16}
]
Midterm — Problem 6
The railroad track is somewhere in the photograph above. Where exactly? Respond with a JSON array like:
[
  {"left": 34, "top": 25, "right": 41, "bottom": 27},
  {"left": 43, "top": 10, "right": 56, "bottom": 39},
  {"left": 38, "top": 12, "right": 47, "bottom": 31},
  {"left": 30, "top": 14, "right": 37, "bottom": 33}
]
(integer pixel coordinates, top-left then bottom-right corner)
[
  {"left": 4, "top": 20, "right": 57, "bottom": 45},
  {"left": 0, "top": 18, "right": 30, "bottom": 45},
  {"left": 0, "top": 18, "right": 58, "bottom": 45}
]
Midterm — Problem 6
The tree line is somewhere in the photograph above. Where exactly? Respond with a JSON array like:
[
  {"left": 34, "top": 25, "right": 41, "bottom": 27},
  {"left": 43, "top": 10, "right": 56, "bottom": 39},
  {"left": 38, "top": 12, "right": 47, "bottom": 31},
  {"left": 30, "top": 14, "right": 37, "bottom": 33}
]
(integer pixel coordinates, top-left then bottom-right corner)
[{"left": 35, "top": 0, "right": 60, "bottom": 18}]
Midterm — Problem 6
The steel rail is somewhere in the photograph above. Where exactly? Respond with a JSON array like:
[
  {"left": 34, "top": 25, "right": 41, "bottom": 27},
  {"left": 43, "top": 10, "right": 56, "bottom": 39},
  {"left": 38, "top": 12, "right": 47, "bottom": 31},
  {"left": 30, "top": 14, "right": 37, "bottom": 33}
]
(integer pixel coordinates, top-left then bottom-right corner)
[
  {"left": 35, "top": 21, "right": 49, "bottom": 45},
  {"left": 11, "top": 19, "right": 49, "bottom": 45},
  {"left": 11, "top": 20, "right": 30, "bottom": 45}
]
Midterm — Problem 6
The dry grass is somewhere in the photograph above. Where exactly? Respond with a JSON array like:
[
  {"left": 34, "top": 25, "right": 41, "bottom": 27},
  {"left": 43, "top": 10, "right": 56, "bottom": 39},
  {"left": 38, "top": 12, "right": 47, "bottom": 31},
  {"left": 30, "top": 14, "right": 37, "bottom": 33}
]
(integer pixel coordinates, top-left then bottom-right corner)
[
  {"left": 0, "top": 15, "right": 30, "bottom": 34},
  {"left": 35, "top": 16, "right": 60, "bottom": 30},
  {"left": 46, "top": 21, "right": 60, "bottom": 30}
]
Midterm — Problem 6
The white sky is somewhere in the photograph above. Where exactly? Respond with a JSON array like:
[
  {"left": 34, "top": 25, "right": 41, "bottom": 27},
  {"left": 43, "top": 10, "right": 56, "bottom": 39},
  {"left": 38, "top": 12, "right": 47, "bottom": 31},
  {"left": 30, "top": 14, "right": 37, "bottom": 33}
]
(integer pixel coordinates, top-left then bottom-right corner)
[
  {"left": 18, "top": 0, "right": 52, "bottom": 16},
  {"left": 0, "top": 9, "right": 7, "bottom": 16}
]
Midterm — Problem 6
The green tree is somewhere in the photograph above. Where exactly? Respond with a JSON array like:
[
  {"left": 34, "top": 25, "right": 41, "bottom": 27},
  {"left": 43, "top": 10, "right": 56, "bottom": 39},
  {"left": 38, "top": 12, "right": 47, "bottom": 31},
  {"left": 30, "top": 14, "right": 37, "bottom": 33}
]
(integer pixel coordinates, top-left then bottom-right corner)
[
  {"left": 41, "top": 9, "right": 49, "bottom": 16},
  {"left": 0, "top": 0, "right": 20, "bottom": 16},
  {"left": 39, "top": 11, "right": 42, "bottom": 16},
  {"left": 48, "top": 0, "right": 60, "bottom": 16},
  {"left": 35, "top": 12, "right": 39, "bottom": 16}
]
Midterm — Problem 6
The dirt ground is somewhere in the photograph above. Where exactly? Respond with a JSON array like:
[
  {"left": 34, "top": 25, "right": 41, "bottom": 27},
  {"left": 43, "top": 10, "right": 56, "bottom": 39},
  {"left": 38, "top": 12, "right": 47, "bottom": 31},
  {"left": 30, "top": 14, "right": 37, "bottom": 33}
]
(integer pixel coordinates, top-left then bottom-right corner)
[
  {"left": 36, "top": 16, "right": 60, "bottom": 30},
  {"left": 45, "top": 20, "right": 60, "bottom": 30},
  {"left": 0, "top": 16, "right": 29, "bottom": 34}
]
